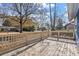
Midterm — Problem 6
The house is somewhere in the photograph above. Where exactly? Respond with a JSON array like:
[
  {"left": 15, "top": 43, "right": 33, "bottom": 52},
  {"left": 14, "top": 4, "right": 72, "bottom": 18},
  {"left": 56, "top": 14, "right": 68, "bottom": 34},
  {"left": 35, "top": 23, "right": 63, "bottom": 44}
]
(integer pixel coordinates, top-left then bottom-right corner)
[{"left": 0, "top": 26, "right": 17, "bottom": 32}]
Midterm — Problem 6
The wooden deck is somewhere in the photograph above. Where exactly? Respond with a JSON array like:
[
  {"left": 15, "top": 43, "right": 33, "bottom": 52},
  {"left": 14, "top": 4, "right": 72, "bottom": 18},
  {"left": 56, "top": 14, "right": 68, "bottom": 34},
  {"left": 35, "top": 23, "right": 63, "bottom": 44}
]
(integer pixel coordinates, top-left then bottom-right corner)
[{"left": 18, "top": 37, "right": 79, "bottom": 56}]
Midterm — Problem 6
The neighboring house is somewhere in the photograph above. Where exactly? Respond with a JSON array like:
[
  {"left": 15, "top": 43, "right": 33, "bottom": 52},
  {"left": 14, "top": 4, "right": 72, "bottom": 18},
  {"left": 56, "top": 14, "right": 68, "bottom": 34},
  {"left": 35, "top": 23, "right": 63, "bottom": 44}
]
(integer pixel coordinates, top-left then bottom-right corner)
[
  {"left": 0, "top": 14, "right": 4, "bottom": 26},
  {"left": 0, "top": 26, "right": 17, "bottom": 32},
  {"left": 0, "top": 14, "right": 18, "bottom": 32},
  {"left": 0, "top": 18, "right": 3, "bottom": 26}
]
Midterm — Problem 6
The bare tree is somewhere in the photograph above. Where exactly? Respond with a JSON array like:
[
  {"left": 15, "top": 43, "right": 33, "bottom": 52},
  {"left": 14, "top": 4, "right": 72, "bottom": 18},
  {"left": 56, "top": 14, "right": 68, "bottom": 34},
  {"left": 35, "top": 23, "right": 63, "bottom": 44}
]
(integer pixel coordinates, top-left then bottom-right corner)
[
  {"left": 8, "top": 3, "right": 41, "bottom": 33},
  {"left": 0, "top": 3, "right": 41, "bottom": 33},
  {"left": 0, "top": 6, "right": 8, "bottom": 25},
  {"left": 36, "top": 7, "right": 48, "bottom": 31}
]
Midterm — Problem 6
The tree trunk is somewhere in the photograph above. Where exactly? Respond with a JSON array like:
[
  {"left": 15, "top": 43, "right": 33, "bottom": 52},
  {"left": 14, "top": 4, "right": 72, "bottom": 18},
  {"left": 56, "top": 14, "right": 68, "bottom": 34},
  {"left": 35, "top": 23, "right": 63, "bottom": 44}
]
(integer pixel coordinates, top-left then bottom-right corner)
[
  {"left": 20, "top": 18, "right": 22, "bottom": 33},
  {"left": 19, "top": 4, "right": 23, "bottom": 33}
]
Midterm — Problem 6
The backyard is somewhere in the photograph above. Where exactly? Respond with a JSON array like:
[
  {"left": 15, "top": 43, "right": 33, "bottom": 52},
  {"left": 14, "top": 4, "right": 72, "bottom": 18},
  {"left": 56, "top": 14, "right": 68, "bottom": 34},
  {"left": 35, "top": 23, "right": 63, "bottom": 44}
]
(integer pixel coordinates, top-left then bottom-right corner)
[{"left": 0, "top": 3, "right": 78, "bottom": 56}]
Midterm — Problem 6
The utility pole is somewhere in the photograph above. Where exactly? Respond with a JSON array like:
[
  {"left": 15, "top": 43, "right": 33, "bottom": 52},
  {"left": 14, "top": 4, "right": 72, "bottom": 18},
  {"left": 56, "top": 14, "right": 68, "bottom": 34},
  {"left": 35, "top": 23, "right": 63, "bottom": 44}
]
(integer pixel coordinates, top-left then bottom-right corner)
[
  {"left": 49, "top": 3, "right": 53, "bottom": 31},
  {"left": 53, "top": 3, "right": 56, "bottom": 30},
  {"left": 49, "top": 3, "right": 56, "bottom": 31}
]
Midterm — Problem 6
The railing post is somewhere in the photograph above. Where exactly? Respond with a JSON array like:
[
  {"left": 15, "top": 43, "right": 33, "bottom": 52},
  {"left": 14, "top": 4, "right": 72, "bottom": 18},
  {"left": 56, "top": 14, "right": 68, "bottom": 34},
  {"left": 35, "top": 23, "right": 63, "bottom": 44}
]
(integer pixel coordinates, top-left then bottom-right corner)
[{"left": 57, "top": 31, "right": 59, "bottom": 41}]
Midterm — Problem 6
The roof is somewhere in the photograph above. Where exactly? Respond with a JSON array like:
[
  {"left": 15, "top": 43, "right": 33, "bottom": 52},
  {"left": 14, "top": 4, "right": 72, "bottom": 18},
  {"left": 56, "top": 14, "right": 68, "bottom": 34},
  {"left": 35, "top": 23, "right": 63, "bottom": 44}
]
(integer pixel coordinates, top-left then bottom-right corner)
[{"left": 0, "top": 26, "right": 16, "bottom": 29}]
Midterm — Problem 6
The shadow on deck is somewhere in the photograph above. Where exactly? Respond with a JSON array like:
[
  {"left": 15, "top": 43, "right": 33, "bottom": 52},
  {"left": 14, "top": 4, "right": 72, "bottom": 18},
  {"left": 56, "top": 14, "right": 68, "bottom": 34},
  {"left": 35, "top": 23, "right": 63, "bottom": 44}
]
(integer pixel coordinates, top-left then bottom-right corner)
[{"left": 47, "top": 37, "right": 76, "bottom": 45}]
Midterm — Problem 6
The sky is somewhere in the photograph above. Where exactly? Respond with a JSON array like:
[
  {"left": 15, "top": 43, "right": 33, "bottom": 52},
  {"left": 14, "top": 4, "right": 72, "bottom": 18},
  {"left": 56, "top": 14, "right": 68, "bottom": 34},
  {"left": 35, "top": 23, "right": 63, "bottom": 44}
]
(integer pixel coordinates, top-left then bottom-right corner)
[
  {"left": 42, "top": 3, "right": 68, "bottom": 26},
  {"left": 0, "top": 3, "right": 68, "bottom": 26}
]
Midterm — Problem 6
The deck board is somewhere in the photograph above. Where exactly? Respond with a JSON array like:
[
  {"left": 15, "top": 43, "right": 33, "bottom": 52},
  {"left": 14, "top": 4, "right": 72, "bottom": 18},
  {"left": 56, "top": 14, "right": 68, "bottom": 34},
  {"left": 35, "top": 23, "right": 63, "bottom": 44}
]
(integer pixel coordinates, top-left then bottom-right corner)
[{"left": 18, "top": 37, "right": 79, "bottom": 56}]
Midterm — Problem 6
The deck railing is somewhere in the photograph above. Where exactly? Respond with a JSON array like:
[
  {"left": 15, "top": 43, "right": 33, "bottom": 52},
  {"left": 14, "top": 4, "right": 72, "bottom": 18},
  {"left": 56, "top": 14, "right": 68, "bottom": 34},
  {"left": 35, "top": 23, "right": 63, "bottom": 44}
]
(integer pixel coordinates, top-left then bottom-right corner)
[
  {"left": 51, "top": 31, "right": 74, "bottom": 39},
  {"left": 0, "top": 30, "right": 74, "bottom": 55},
  {"left": 0, "top": 31, "right": 49, "bottom": 55}
]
